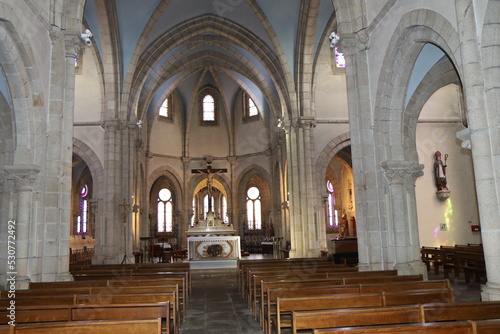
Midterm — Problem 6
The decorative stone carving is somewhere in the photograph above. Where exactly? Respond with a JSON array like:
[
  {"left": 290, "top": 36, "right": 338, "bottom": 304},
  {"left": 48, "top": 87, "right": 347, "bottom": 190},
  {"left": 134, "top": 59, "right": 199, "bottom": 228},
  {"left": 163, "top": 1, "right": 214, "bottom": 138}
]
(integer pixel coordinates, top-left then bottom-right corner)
[
  {"left": 456, "top": 127, "right": 471, "bottom": 150},
  {"left": 381, "top": 161, "right": 423, "bottom": 185},
  {"left": 3, "top": 165, "right": 41, "bottom": 191}
]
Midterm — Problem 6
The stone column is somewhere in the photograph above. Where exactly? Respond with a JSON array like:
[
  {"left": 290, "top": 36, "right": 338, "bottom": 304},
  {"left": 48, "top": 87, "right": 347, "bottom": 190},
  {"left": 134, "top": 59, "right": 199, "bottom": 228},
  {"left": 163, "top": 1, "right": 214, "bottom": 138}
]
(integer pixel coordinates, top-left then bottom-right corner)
[
  {"left": 299, "top": 117, "right": 321, "bottom": 257},
  {"left": 381, "top": 161, "right": 426, "bottom": 277},
  {"left": 4, "top": 165, "right": 40, "bottom": 289},
  {"left": 285, "top": 118, "right": 302, "bottom": 258},
  {"left": 455, "top": 0, "right": 500, "bottom": 300}
]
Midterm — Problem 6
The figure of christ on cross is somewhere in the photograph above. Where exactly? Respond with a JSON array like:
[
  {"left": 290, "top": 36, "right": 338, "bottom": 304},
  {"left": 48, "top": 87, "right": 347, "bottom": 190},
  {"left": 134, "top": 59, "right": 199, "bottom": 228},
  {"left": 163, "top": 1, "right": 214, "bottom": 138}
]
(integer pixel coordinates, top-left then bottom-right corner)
[{"left": 192, "top": 161, "right": 227, "bottom": 213}]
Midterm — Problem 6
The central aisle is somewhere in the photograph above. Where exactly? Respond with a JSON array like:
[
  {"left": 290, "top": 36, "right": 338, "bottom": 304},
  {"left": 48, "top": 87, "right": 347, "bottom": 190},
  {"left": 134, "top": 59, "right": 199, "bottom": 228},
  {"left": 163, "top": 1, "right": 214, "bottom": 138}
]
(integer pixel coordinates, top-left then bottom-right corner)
[{"left": 179, "top": 269, "right": 264, "bottom": 334}]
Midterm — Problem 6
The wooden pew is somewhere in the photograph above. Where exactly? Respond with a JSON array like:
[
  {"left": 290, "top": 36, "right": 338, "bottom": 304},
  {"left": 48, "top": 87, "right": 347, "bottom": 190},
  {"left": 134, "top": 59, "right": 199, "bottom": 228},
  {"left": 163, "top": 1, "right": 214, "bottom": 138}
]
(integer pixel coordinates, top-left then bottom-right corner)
[
  {"left": 249, "top": 269, "right": 396, "bottom": 312},
  {"left": 311, "top": 319, "right": 500, "bottom": 334},
  {"left": 263, "top": 279, "right": 450, "bottom": 328},
  {"left": 5, "top": 319, "right": 162, "bottom": 333},
  {"left": 239, "top": 258, "right": 335, "bottom": 293},
  {"left": 290, "top": 301, "right": 500, "bottom": 334},
  {"left": 255, "top": 272, "right": 421, "bottom": 320},
  {"left": 455, "top": 251, "right": 486, "bottom": 283},
  {"left": 270, "top": 289, "right": 453, "bottom": 334},
  {"left": 0, "top": 302, "right": 170, "bottom": 334},
  {"left": 312, "top": 321, "right": 474, "bottom": 333},
  {"left": 423, "top": 301, "right": 500, "bottom": 322},
  {"left": 243, "top": 263, "right": 354, "bottom": 301},
  {"left": 75, "top": 292, "right": 179, "bottom": 334},
  {"left": 0, "top": 292, "right": 179, "bottom": 334},
  {"left": 27, "top": 276, "right": 188, "bottom": 319},
  {"left": 291, "top": 305, "right": 424, "bottom": 334}
]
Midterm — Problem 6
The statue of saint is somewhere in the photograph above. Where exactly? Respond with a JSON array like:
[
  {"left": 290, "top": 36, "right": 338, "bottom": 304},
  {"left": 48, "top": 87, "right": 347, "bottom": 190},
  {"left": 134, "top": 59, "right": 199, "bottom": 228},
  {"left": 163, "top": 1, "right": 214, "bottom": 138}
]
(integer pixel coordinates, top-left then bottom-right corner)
[{"left": 434, "top": 151, "right": 448, "bottom": 191}]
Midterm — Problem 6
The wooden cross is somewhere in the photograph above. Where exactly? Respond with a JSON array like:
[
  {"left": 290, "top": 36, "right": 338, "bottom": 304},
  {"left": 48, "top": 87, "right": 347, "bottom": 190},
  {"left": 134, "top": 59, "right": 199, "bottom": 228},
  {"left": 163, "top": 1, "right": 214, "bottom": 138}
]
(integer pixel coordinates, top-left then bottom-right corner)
[{"left": 192, "top": 161, "right": 227, "bottom": 212}]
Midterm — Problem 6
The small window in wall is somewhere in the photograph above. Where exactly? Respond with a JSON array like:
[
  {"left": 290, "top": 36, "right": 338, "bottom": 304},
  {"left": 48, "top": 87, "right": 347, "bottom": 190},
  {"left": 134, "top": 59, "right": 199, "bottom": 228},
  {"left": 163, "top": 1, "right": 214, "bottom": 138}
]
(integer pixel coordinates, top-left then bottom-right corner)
[
  {"left": 243, "top": 93, "right": 259, "bottom": 120},
  {"left": 157, "top": 188, "right": 173, "bottom": 232},
  {"left": 246, "top": 187, "right": 261, "bottom": 230},
  {"left": 202, "top": 94, "right": 216, "bottom": 122},
  {"left": 159, "top": 95, "right": 173, "bottom": 120},
  {"left": 222, "top": 196, "right": 228, "bottom": 224},
  {"left": 326, "top": 180, "right": 338, "bottom": 227},
  {"left": 76, "top": 185, "right": 89, "bottom": 234},
  {"left": 335, "top": 47, "right": 346, "bottom": 68}
]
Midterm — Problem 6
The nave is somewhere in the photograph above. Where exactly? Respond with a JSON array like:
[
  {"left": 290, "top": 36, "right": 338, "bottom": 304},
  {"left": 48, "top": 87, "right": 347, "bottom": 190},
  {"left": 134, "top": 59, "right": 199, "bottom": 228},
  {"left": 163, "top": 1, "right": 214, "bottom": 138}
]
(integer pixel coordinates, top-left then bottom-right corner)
[{"left": 179, "top": 255, "right": 484, "bottom": 334}]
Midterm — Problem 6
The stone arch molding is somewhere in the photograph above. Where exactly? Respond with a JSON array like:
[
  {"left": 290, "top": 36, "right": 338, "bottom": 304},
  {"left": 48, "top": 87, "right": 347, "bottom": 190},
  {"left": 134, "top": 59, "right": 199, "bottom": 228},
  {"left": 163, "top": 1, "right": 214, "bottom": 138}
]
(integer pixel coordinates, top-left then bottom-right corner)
[
  {"left": 315, "top": 132, "right": 351, "bottom": 194},
  {"left": 73, "top": 138, "right": 104, "bottom": 202},
  {"left": 148, "top": 166, "right": 184, "bottom": 203},
  {"left": 374, "top": 9, "right": 461, "bottom": 162},
  {"left": 0, "top": 12, "right": 42, "bottom": 165}
]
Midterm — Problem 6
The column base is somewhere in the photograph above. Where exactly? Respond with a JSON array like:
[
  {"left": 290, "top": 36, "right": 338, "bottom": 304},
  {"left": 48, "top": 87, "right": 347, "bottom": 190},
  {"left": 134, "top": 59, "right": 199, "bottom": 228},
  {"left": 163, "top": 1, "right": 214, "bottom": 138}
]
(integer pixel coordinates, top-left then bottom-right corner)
[
  {"left": 394, "top": 260, "right": 428, "bottom": 278},
  {"left": 15, "top": 275, "right": 31, "bottom": 290},
  {"left": 56, "top": 271, "right": 74, "bottom": 282},
  {"left": 481, "top": 282, "right": 500, "bottom": 301}
]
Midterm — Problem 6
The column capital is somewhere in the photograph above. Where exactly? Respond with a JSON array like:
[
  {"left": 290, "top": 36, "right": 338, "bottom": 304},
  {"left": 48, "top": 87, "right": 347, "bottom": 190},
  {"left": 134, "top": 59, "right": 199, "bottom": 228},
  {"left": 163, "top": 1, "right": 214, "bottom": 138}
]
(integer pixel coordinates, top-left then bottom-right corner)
[
  {"left": 337, "top": 29, "right": 370, "bottom": 55},
  {"left": 62, "top": 31, "right": 86, "bottom": 59},
  {"left": 298, "top": 117, "right": 317, "bottom": 129},
  {"left": 3, "top": 165, "right": 41, "bottom": 191},
  {"left": 456, "top": 127, "right": 472, "bottom": 150},
  {"left": 381, "top": 161, "right": 424, "bottom": 185}
]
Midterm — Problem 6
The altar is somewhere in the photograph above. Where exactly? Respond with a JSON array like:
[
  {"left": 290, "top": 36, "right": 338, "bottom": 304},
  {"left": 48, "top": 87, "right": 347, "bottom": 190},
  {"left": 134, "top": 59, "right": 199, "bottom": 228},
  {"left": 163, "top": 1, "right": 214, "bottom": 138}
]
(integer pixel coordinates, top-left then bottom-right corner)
[{"left": 186, "top": 212, "right": 240, "bottom": 268}]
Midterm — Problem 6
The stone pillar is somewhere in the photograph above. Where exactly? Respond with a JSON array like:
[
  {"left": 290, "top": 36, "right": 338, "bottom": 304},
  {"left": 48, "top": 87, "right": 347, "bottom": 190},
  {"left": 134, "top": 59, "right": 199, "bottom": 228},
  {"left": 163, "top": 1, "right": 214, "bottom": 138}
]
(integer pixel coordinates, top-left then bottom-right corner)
[
  {"left": 381, "top": 161, "right": 427, "bottom": 277},
  {"left": 102, "top": 121, "right": 121, "bottom": 263},
  {"left": 4, "top": 165, "right": 40, "bottom": 289},
  {"left": 455, "top": 0, "right": 500, "bottom": 300},
  {"left": 285, "top": 120, "right": 301, "bottom": 257},
  {"left": 299, "top": 117, "right": 322, "bottom": 257}
]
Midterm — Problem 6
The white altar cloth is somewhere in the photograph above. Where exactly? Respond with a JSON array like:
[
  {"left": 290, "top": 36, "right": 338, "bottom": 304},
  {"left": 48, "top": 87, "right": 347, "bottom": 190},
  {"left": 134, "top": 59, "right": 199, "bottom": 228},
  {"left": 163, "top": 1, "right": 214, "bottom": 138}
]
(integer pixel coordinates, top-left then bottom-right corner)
[{"left": 187, "top": 236, "right": 241, "bottom": 262}]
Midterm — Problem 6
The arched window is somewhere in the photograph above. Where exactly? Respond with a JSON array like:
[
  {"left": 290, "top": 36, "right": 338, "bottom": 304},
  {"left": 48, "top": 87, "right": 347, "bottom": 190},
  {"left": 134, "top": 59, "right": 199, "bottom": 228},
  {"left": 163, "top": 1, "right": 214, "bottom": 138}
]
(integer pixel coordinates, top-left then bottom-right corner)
[
  {"left": 157, "top": 188, "right": 173, "bottom": 232},
  {"left": 202, "top": 94, "right": 215, "bottom": 122},
  {"left": 335, "top": 47, "right": 346, "bottom": 68},
  {"left": 222, "top": 195, "right": 228, "bottom": 224},
  {"left": 246, "top": 187, "right": 261, "bottom": 230},
  {"left": 76, "top": 185, "right": 89, "bottom": 234},
  {"left": 243, "top": 92, "right": 259, "bottom": 120},
  {"left": 159, "top": 95, "right": 173, "bottom": 119},
  {"left": 203, "top": 194, "right": 211, "bottom": 220},
  {"left": 326, "top": 180, "right": 338, "bottom": 227}
]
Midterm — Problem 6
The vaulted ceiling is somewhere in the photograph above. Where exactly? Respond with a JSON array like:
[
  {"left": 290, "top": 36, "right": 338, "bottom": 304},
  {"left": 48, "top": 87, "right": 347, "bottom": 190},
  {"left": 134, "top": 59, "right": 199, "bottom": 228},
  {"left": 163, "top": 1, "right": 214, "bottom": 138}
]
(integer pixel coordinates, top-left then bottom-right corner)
[{"left": 82, "top": 0, "right": 336, "bottom": 124}]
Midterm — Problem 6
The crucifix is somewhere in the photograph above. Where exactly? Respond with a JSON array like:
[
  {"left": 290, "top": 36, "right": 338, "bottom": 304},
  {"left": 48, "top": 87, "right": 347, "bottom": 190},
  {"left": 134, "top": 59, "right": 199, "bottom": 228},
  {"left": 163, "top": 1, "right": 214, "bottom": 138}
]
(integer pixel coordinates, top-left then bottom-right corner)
[{"left": 192, "top": 161, "right": 227, "bottom": 213}]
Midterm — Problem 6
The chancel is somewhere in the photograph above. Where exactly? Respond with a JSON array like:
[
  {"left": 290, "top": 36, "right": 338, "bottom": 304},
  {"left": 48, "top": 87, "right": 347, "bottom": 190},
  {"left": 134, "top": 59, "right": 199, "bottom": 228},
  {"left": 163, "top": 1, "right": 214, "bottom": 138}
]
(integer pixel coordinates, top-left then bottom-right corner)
[{"left": 2, "top": 4, "right": 500, "bottom": 333}]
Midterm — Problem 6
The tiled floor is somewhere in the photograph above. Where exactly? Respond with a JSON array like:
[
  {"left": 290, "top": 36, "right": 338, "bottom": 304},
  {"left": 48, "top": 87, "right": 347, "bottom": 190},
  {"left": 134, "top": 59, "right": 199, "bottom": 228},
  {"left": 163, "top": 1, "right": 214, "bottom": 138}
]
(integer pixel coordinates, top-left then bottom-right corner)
[
  {"left": 179, "top": 269, "right": 264, "bottom": 334},
  {"left": 179, "top": 258, "right": 483, "bottom": 334}
]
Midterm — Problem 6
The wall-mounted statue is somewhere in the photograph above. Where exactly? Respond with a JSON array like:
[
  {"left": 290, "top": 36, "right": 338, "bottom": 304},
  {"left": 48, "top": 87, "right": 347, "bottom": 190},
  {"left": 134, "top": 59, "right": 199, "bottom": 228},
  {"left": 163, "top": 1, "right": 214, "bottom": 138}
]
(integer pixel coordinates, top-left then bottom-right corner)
[
  {"left": 434, "top": 151, "right": 448, "bottom": 191},
  {"left": 434, "top": 151, "right": 450, "bottom": 200}
]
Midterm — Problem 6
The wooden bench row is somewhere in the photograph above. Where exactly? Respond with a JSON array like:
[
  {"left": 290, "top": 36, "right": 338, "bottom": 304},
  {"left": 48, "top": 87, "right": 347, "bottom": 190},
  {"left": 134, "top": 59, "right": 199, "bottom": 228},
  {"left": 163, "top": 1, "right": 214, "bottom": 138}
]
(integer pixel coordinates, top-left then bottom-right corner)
[
  {"left": 421, "top": 244, "right": 485, "bottom": 282},
  {"left": 253, "top": 271, "right": 422, "bottom": 319},
  {"left": 313, "top": 319, "right": 500, "bottom": 334},
  {"left": 264, "top": 281, "right": 452, "bottom": 333},
  {"left": 0, "top": 303, "right": 169, "bottom": 333},
  {"left": 289, "top": 301, "right": 500, "bottom": 334},
  {"left": 237, "top": 257, "right": 333, "bottom": 293},
  {"left": 0, "top": 319, "right": 162, "bottom": 333},
  {"left": 24, "top": 276, "right": 188, "bottom": 321}
]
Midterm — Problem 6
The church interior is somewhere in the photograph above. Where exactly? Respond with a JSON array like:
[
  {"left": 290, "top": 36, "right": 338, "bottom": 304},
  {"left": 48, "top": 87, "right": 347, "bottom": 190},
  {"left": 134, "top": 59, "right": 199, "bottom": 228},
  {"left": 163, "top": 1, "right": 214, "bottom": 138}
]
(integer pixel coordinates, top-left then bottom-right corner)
[{"left": 1, "top": 0, "right": 500, "bottom": 332}]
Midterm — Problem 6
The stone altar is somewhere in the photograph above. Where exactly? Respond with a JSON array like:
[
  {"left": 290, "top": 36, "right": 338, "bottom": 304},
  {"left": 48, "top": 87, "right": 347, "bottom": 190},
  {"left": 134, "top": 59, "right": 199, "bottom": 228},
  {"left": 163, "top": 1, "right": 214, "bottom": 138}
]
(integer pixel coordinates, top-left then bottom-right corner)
[{"left": 187, "top": 212, "right": 235, "bottom": 236}]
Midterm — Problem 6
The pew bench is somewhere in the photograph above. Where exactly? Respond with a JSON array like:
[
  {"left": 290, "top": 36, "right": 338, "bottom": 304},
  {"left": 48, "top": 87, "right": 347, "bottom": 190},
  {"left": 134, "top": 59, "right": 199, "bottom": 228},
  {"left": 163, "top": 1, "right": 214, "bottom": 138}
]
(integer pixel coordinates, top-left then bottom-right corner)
[
  {"left": 290, "top": 301, "right": 500, "bottom": 334},
  {"left": 0, "top": 291, "right": 179, "bottom": 334},
  {"left": 312, "top": 319, "right": 500, "bottom": 334},
  {"left": 3, "top": 319, "right": 162, "bottom": 333},
  {"left": 292, "top": 304, "right": 423, "bottom": 334},
  {"left": 0, "top": 302, "right": 170, "bottom": 334},
  {"left": 269, "top": 289, "right": 453, "bottom": 334},
  {"left": 263, "top": 279, "right": 450, "bottom": 329}
]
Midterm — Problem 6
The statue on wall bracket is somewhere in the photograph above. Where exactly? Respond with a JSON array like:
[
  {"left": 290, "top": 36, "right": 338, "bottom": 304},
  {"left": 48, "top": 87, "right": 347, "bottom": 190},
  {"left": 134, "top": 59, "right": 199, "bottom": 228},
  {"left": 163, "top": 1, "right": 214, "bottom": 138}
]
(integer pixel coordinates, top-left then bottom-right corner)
[{"left": 434, "top": 151, "right": 450, "bottom": 201}]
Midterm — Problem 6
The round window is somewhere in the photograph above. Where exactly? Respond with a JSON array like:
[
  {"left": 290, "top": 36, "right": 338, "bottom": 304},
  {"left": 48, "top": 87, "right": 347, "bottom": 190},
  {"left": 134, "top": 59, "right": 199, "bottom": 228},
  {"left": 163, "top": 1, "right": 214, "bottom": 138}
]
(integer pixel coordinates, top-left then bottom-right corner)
[
  {"left": 247, "top": 187, "right": 260, "bottom": 200},
  {"left": 158, "top": 188, "right": 171, "bottom": 201}
]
